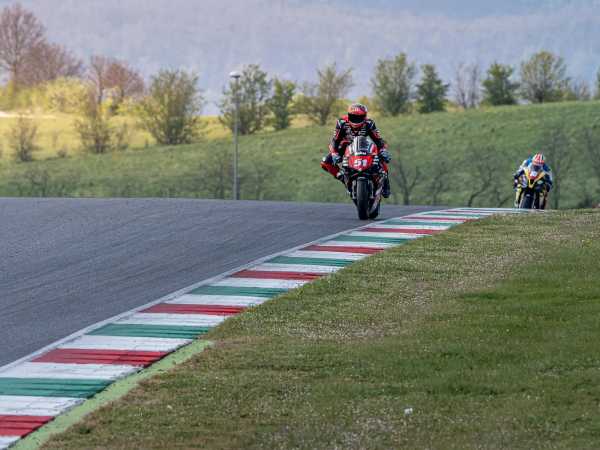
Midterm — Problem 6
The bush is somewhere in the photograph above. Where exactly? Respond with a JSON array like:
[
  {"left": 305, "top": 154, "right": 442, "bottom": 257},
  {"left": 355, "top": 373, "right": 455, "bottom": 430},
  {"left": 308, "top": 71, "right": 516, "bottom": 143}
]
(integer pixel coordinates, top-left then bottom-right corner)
[
  {"left": 74, "top": 92, "right": 114, "bottom": 154},
  {"left": 7, "top": 114, "right": 39, "bottom": 162},
  {"left": 137, "top": 70, "right": 203, "bottom": 145}
]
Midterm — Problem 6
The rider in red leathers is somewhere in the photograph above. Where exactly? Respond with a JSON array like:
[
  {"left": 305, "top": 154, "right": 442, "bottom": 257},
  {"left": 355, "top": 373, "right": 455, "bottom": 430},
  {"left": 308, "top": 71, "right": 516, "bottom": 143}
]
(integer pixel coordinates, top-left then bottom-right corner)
[{"left": 321, "top": 103, "right": 391, "bottom": 197}]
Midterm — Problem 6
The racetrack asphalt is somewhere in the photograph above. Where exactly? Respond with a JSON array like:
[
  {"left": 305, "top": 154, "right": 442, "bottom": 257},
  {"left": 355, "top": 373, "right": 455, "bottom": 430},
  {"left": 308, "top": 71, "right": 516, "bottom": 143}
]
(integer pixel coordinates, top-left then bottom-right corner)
[{"left": 0, "top": 198, "right": 436, "bottom": 366}]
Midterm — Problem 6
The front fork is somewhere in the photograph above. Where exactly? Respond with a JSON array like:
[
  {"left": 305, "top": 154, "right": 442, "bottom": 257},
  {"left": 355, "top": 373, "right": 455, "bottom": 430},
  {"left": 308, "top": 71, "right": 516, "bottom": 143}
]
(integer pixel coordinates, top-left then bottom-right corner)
[{"left": 514, "top": 187, "right": 522, "bottom": 208}]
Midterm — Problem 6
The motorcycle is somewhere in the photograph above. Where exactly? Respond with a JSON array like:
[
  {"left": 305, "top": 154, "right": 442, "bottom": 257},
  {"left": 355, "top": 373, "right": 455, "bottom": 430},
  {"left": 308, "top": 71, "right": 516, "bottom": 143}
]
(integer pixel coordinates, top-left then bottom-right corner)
[
  {"left": 341, "top": 136, "right": 386, "bottom": 220},
  {"left": 514, "top": 165, "right": 549, "bottom": 209}
]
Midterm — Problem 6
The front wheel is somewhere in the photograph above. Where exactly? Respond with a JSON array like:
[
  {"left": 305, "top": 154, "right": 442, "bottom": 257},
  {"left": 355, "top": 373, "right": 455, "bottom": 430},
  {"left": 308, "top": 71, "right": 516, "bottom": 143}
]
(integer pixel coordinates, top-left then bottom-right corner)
[
  {"left": 356, "top": 178, "right": 370, "bottom": 220},
  {"left": 520, "top": 192, "right": 534, "bottom": 209},
  {"left": 369, "top": 201, "right": 380, "bottom": 219}
]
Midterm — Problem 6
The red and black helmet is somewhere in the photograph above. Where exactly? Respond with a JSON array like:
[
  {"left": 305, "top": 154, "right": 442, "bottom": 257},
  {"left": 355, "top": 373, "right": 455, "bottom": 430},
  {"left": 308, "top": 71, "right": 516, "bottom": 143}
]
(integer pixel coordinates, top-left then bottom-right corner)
[{"left": 347, "top": 103, "right": 368, "bottom": 129}]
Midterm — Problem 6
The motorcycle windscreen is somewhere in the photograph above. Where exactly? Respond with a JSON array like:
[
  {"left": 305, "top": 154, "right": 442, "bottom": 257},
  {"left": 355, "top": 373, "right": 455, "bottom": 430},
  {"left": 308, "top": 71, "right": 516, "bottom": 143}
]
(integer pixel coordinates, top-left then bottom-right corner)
[{"left": 349, "top": 137, "right": 376, "bottom": 156}]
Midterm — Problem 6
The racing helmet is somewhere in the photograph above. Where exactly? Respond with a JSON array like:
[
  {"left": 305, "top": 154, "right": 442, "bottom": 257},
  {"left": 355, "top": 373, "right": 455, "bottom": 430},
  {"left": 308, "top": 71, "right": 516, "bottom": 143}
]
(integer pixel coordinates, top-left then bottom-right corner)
[
  {"left": 531, "top": 153, "right": 546, "bottom": 171},
  {"left": 347, "top": 103, "right": 368, "bottom": 129}
]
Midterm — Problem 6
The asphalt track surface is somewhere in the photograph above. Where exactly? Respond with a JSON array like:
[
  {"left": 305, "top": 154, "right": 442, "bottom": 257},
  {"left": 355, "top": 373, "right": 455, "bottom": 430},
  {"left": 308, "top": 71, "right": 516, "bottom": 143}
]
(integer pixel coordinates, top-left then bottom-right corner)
[{"left": 0, "top": 198, "right": 436, "bottom": 366}]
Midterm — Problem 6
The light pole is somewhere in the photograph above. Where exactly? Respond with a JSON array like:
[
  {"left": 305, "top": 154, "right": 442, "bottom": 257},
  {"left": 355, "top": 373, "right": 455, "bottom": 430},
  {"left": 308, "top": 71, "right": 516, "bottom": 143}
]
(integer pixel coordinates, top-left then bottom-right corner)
[{"left": 229, "top": 71, "right": 241, "bottom": 200}]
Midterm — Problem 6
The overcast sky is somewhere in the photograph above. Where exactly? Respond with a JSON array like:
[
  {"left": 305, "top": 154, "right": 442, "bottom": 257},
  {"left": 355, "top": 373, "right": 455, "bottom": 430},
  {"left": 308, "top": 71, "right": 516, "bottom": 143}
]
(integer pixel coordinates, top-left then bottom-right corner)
[{"left": 2, "top": 0, "right": 600, "bottom": 113}]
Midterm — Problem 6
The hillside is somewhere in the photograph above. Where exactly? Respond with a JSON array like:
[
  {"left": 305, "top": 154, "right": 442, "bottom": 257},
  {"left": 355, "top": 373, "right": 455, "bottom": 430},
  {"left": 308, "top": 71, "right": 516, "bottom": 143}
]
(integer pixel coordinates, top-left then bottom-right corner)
[{"left": 1, "top": 101, "right": 599, "bottom": 208}]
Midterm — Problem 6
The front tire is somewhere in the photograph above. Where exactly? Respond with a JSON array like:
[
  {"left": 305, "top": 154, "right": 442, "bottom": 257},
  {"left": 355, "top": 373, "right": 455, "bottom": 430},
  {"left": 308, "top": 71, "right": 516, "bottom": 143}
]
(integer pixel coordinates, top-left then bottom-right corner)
[
  {"left": 356, "top": 178, "right": 370, "bottom": 220},
  {"left": 369, "top": 201, "right": 380, "bottom": 219},
  {"left": 520, "top": 192, "right": 534, "bottom": 209}
]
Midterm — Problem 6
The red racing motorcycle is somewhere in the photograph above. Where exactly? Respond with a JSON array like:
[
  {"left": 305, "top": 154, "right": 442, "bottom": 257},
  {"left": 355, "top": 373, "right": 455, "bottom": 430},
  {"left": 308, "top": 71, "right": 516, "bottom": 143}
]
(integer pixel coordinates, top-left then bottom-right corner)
[{"left": 341, "top": 136, "right": 386, "bottom": 220}]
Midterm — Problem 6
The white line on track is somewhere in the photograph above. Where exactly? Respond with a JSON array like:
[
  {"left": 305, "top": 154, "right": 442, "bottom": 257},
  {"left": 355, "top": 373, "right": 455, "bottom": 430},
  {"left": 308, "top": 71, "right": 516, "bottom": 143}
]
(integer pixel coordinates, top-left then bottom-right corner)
[
  {"left": 0, "top": 363, "right": 138, "bottom": 380},
  {"left": 368, "top": 223, "right": 451, "bottom": 230},
  {"left": 167, "top": 294, "right": 268, "bottom": 306},
  {"left": 347, "top": 231, "right": 422, "bottom": 239},
  {"left": 210, "top": 278, "right": 310, "bottom": 289},
  {"left": 0, "top": 396, "right": 83, "bottom": 416},
  {"left": 0, "top": 437, "right": 20, "bottom": 449},
  {"left": 117, "top": 313, "right": 226, "bottom": 327},
  {"left": 286, "top": 250, "right": 367, "bottom": 260},
  {"left": 318, "top": 240, "right": 396, "bottom": 249},
  {"left": 250, "top": 263, "right": 342, "bottom": 274},
  {"left": 59, "top": 336, "right": 192, "bottom": 352}
]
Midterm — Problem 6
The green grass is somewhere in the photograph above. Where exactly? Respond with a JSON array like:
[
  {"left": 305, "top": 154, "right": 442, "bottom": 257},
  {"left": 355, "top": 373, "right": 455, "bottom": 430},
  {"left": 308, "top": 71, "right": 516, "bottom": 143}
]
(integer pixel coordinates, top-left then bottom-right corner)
[
  {"left": 1, "top": 101, "right": 600, "bottom": 207},
  {"left": 40, "top": 210, "right": 600, "bottom": 449}
]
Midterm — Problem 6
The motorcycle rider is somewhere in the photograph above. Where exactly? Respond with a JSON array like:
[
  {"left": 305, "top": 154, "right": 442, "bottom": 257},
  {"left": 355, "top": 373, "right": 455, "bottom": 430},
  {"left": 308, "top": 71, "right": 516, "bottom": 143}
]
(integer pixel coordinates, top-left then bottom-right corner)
[
  {"left": 513, "top": 152, "right": 554, "bottom": 209},
  {"left": 320, "top": 103, "right": 392, "bottom": 198}
]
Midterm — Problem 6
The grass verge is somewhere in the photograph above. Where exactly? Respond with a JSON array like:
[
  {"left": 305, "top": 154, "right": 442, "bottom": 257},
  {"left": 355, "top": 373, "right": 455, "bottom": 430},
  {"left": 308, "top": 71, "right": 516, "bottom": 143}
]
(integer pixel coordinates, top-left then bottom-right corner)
[{"left": 41, "top": 210, "right": 600, "bottom": 449}]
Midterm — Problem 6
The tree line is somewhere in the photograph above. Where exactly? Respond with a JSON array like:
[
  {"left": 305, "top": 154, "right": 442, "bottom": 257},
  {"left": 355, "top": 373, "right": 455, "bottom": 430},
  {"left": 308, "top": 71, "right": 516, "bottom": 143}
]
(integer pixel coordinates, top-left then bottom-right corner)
[{"left": 220, "top": 49, "right": 600, "bottom": 137}]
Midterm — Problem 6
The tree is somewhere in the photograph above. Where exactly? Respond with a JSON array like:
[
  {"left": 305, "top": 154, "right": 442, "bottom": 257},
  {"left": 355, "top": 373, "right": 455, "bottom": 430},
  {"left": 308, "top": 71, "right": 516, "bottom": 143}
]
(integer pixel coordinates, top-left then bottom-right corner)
[
  {"left": 371, "top": 53, "right": 416, "bottom": 116},
  {"left": 267, "top": 78, "right": 296, "bottom": 131},
  {"left": 453, "top": 63, "right": 481, "bottom": 109},
  {"left": 482, "top": 63, "right": 519, "bottom": 106},
  {"left": 137, "top": 69, "right": 203, "bottom": 145},
  {"left": 21, "top": 42, "right": 83, "bottom": 87},
  {"left": 220, "top": 64, "right": 272, "bottom": 135},
  {"left": 87, "top": 56, "right": 144, "bottom": 111},
  {"left": 296, "top": 63, "right": 353, "bottom": 125},
  {"left": 389, "top": 148, "right": 423, "bottom": 205},
  {"left": 520, "top": 51, "right": 569, "bottom": 103},
  {"left": 460, "top": 144, "right": 513, "bottom": 208},
  {"left": 416, "top": 64, "right": 449, "bottom": 113},
  {"left": 105, "top": 59, "right": 145, "bottom": 112},
  {"left": 595, "top": 69, "right": 600, "bottom": 100},
  {"left": 0, "top": 3, "right": 45, "bottom": 89},
  {"left": 88, "top": 55, "right": 111, "bottom": 105},
  {"left": 425, "top": 155, "right": 454, "bottom": 205}
]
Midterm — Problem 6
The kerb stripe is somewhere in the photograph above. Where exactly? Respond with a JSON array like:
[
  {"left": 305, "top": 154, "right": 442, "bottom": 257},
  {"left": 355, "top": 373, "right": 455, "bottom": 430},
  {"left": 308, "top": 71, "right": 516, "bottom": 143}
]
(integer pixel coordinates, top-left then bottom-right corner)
[
  {"left": 361, "top": 227, "right": 442, "bottom": 235},
  {"left": 141, "top": 304, "right": 246, "bottom": 315},
  {"left": 231, "top": 270, "right": 322, "bottom": 281},
  {"left": 0, "top": 415, "right": 53, "bottom": 437},
  {"left": 33, "top": 349, "right": 167, "bottom": 367},
  {"left": 302, "top": 245, "right": 382, "bottom": 255}
]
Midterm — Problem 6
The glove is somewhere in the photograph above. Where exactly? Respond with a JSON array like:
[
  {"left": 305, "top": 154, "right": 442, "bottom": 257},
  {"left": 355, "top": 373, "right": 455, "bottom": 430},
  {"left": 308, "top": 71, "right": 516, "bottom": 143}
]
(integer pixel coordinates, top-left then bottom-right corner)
[
  {"left": 331, "top": 153, "right": 342, "bottom": 165},
  {"left": 379, "top": 149, "right": 391, "bottom": 163}
]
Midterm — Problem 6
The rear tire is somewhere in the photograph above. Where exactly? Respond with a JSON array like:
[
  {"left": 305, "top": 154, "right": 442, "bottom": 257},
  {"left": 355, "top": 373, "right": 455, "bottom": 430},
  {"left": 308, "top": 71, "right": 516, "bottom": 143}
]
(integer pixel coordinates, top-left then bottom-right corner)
[{"left": 356, "top": 178, "right": 370, "bottom": 220}]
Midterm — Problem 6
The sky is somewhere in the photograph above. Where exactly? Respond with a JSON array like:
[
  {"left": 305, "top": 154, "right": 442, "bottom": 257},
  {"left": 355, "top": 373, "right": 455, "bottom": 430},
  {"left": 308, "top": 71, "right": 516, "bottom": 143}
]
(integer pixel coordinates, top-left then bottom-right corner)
[{"left": 2, "top": 0, "right": 600, "bottom": 113}]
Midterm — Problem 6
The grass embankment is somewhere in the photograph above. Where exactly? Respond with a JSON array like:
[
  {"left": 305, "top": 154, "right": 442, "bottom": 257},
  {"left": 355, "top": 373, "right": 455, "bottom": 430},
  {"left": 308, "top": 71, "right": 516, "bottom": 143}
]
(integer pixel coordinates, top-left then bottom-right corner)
[
  {"left": 41, "top": 210, "right": 600, "bottom": 449},
  {"left": 1, "top": 101, "right": 599, "bottom": 207}
]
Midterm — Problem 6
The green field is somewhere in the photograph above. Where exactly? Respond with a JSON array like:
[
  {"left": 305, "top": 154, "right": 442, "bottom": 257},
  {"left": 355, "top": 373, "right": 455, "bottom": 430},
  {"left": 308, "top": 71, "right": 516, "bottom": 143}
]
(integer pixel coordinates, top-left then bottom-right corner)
[
  {"left": 38, "top": 210, "right": 600, "bottom": 449},
  {"left": 1, "top": 101, "right": 600, "bottom": 208}
]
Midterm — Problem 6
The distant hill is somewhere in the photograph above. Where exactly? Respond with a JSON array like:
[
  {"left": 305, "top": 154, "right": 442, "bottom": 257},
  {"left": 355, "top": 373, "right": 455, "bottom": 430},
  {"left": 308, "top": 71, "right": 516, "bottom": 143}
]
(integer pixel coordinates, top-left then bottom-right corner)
[{"left": 1, "top": 0, "right": 599, "bottom": 113}]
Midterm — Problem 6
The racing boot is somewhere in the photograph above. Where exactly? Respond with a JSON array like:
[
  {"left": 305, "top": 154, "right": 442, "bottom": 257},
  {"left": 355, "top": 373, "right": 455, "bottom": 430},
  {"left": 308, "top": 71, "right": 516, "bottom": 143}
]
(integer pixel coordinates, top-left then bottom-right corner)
[{"left": 382, "top": 173, "right": 391, "bottom": 198}]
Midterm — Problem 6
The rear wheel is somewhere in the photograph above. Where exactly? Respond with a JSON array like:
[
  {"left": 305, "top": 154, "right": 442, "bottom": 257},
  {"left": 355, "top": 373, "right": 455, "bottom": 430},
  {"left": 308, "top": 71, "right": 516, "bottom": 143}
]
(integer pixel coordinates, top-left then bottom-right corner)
[{"left": 356, "top": 178, "right": 370, "bottom": 220}]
